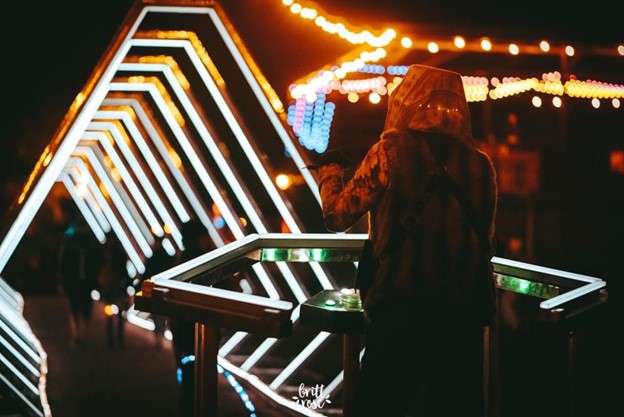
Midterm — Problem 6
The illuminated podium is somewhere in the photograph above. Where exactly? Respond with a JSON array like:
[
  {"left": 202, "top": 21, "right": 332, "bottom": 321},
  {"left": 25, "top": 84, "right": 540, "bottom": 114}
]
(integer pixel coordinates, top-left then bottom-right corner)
[
  {"left": 301, "top": 290, "right": 364, "bottom": 417},
  {"left": 135, "top": 234, "right": 607, "bottom": 417},
  {"left": 135, "top": 242, "right": 295, "bottom": 417}
]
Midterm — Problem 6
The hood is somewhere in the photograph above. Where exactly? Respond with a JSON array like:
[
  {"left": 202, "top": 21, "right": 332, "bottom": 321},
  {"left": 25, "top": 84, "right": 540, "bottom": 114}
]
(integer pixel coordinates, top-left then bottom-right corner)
[{"left": 384, "top": 65, "right": 472, "bottom": 143}]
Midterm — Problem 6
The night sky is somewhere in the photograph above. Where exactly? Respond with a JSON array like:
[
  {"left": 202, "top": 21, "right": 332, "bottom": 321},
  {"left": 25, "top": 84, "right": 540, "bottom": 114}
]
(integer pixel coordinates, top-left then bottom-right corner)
[{"left": 1, "top": 0, "right": 622, "bottom": 182}]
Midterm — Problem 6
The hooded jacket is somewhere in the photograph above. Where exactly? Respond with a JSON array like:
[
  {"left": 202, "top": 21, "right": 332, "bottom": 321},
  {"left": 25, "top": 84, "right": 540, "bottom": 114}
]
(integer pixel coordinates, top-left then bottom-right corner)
[{"left": 318, "top": 65, "right": 497, "bottom": 321}]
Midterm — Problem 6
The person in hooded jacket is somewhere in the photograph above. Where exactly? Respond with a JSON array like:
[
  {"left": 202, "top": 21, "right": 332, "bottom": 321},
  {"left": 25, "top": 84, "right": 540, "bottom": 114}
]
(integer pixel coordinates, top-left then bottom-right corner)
[{"left": 316, "top": 65, "right": 498, "bottom": 416}]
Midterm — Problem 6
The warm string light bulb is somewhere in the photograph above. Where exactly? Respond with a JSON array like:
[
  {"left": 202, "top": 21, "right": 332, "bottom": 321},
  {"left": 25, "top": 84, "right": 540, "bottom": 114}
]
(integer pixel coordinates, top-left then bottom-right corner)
[
  {"left": 565, "top": 45, "right": 575, "bottom": 57},
  {"left": 592, "top": 98, "right": 600, "bottom": 108},
  {"left": 481, "top": 38, "right": 492, "bottom": 51},
  {"left": 539, "top": 40, "right": 550, "bottom": 52},
  {"left": 552, "top": 96, "right": 562, "bottom": 108},
  {"left": 508, "top": 43, "right": 520, "bottom": 55},
  {"left": 401, "top": 36, "right": 413, "bottom": 48},
  {"left": 427, "top": 41, "right": 439, "bottom": 53},
  {"left": 454, "top": 36, "right": 466, "bottom": 49},
  {"left": 532, "top": 96, "right": 542, "bottom": 107}
]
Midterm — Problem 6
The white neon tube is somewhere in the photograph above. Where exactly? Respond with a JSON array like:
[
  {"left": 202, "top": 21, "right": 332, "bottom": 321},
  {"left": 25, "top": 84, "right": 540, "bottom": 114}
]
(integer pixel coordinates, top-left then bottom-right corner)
[
  {"left": 88, "top": 145, "right": 155, "bottom": 246},
  {"left": 269, "top": 331, "right": 332, "bottom": 390},
  {"left": 97, "top": 110, "right": 189, "bottom": 223},
  {"left": 86, "top": 123, "right": 168, "bottom": 236},
  {"left": 92, "top": 112, "right": 187, "bottom": 250},
  {"left": 109, "top": 83, "right": 278, "bottom": 299},
  {"left": 60, "top": 175, "right": 107, "bottom": 244},
  {"left": 239, "top": 304, "right": 301, "bottom": 372},
  {"left": 540, "top": 281, "right": 606, "bottom": 309},
  {"left": 323, "top": 348, "right": 366, "bottom": 398},
  {"left": 77, "top": 178, "right": 111, "bottom": 233},
  {"left": 205, "top": 9, "right": 320, "bottom": 202},
  {"left": 83, "top": 130, "right": 163, "bottom": 238},
  {"left": 0, "top": 6, "right": 149, "bottom": 274},
  {"left": 218, "top": 331, "right": 247, "bottom": 357},
  {"left": 218, "top": 356, "right": 326, "bottom": 417},
  {"left": 83, "top": 129, "right": 183, "bottom": 251},
  {"left": 102, "top": 97, "right": 222, "bottom": 246},
  {"left": 74, "top": 146, "right": 153, "bottom": 257},
  {"left": 117, "top": 62, "right": 309, "bottom": 301},
  {"left": 67, "top": 159, "right": 145, "bottom": 273}
]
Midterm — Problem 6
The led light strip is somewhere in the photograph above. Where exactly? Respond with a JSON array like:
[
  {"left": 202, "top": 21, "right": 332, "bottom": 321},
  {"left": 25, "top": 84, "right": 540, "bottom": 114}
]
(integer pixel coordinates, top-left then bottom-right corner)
[
  {"left": 80, "top": 135, "right": 155, "bottom": 243},
  {"left": 84, "top": 126, "right": 184, "bottom": 250},
  {"left": 74, "top": 146, "right": 154, "bottom": 256},
  {"left": 101, "top": 97, "right": 222, "bottom": 246},
  {"left": 108, "top": 82, "right": 279, "bottom": 299},
  {"left": 0, "top": 5, "right": 150, "bottom": 273},
  {"left": 86, "top": 123, "right": 167, "bottom": 236},
  {"left": 97, "top": 109, "right": 190, "bottom": 223},
  {"left": 124, "top": 37, "right": 336, "bottom": 365},
  {"left": 122, "top": 50, "right": 335, "bottom": 294},
  {"left": 218, "top": 356, "right": 326, "bottom": 417},
  {"left": 60, "top": 175, "right": 107, "bottom": 243},
  {"left": 269, "top": 331, "right": 331, "bottom": 390},
  {"left": 94, "top": 110, "right": 190, "bottom": 233},
  {"left": 205, "top": 9, "right": 320, "bottom": 202},
  {"left": 84, "top": 143, "right": 156, "bottom": 246},
  {"left": 65, "top": 159, "right": 145, "bottom": 273},
  {"left": 75, "top": 176, "right": 111, "bottom": 234},
  {"left": 118, "top": 60, "right": 312, "bottom": 300},
  {"left": 323, "top": 348, "right": 365, "bottom": 398}
]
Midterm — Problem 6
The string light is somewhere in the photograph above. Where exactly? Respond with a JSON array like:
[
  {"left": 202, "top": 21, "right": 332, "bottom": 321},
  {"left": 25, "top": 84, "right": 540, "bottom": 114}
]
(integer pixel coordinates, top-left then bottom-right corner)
[
  {"left": 540, "top": 40, "right": 550, "bottom": 52},
  {"left": 282, "top": 0, "right": 293, "bottom": 5},
  {"left": 613, "top": 98, "right": 621, "bottom": 108},
  {"left": 347, "top": 92, "right": 359, "bottom": 103},
  {"left": 427, "top": 41, "right": 439, "bottom": 53},
  {"left": 532, "top": 96, "right": 542, "bottom": 107},
  {"left": 454, "top": 36, "right": 466, "bottom": 49},
  {"left": 552, "top": 96, "right": 562, "bottom": 108},
  {"left": 284, "top": 1, "right": 396, "bottom": 47},
  {"left": 481, "top": 38, "right": 492, "bottom": 51},
  {"left": 508, "top": 43, "right": 520, "bottom": 55},
  {"left": 618, "top": 45, "right": 624, "bottom": 56},
  {"left": 275, "top": 174, "right": 291, "bottom": 190},
  {"left": 369, "top": 92, "right": 381, "bottom": 104},
  {"left": 565, "top": 45, "right": 575, "bottom": 56},
  {"left": 592, "top": 98, "right": 600, "bottom": 108},
  {"left": 401, "top": 36, "right": 413, "bottom": 48}
]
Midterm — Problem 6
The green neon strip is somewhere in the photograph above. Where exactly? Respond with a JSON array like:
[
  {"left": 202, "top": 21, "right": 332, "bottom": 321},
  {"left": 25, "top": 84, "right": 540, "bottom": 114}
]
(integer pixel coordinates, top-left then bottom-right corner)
[
  {"left": 495, "top": 274, "right": 560, "bottom": 299},
  {"left": 258, "top": 247, "right": 358, "bottom": 263}
]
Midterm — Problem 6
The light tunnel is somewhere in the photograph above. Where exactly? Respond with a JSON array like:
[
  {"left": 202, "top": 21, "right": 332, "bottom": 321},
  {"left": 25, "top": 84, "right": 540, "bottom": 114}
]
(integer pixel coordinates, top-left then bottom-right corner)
[{"left": 0, "top": 2, "right": 361, "bottom": 416}]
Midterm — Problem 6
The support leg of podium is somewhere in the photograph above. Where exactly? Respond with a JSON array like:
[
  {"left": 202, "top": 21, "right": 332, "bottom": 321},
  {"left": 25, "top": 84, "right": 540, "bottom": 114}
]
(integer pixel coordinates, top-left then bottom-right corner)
[
  {"left": 342, "top": 333, "right": 361, "bottom": 417},
  {"left": 194, "top": 322, "right": 220, "bottom": 417}
]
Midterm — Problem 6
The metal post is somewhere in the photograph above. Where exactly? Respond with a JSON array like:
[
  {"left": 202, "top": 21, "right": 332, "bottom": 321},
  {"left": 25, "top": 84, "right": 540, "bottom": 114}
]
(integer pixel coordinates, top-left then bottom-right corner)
[
  {"left": 194, "top": 322, "right": 220, "bottom": 417},
  {"left": 342, "top": 333, "right": 361, "bottom": 417},
  {"left": 567, "top": 330, "right": 576, "bottom": 416}
]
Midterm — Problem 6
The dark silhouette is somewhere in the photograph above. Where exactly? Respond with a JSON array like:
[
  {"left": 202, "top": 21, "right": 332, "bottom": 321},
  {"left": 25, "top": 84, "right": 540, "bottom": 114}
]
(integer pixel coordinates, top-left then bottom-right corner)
[
  {"left": 98, "top": 237, "right": 130, "bottom": 348},
  {"left": 317, "top": 65, "right": 498, "bottom": 416},
  {"left": 57, "top": 219, "right": 100, "bottom": 346}
]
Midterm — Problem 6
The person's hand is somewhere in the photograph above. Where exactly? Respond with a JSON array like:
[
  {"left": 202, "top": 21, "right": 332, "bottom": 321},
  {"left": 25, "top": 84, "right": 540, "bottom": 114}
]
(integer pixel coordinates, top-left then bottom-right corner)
[{"left": 304, "top": 150, "right": 352, "bottom": 171}]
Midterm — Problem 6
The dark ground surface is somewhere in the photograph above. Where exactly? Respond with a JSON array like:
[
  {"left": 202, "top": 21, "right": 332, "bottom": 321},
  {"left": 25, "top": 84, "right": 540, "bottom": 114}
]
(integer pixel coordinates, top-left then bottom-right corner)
[{"left": 23, "top": 295, "right": 302, "bottom": 417}]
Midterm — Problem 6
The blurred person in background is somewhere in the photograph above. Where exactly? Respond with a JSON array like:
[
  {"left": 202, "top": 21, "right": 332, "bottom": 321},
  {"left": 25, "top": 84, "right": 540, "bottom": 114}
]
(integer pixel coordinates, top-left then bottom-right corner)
[
  {"left": 315, "top": 65, "right": 497, "bottom": 417},
  {"left": 98, "top": 237, "right": 130, "bottom": 348},
  {"left": 57, "top": 218, "right": 101, "bottom": 346}
]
